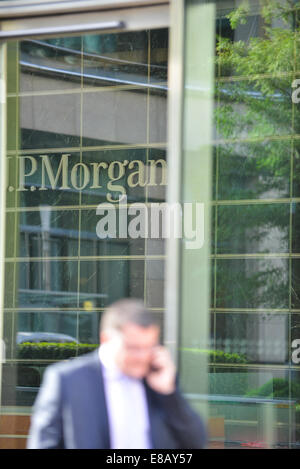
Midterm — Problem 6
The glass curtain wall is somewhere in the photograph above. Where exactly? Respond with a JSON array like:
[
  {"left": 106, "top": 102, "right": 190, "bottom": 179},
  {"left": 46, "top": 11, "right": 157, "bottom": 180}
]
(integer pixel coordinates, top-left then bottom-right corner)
[
  {"left": 199, "top": 0, "right": 300, "bottom": 449},
  {"left": 3, "top": 0, "right": 300, "bottom": 451},
  {"left": 1, "top": 28, "right": 168, "bottom": 448}
]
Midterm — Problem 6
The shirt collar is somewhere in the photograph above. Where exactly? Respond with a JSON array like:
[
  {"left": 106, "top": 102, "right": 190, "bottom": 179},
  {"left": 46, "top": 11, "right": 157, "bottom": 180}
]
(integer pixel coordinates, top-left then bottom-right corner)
[{"left": 99, "top": 343, "right": 127, "bottom": 381}]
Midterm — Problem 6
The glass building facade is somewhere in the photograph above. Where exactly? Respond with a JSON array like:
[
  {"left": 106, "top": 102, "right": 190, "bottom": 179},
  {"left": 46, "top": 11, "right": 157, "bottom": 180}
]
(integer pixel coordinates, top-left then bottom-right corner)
[{"left": 0, "top": 0, "right": 300, "bottom": 449}]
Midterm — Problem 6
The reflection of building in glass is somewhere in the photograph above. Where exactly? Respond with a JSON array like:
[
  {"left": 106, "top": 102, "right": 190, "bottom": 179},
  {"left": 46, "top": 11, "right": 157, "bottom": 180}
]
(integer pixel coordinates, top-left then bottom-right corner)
[{"left": 6, "top": 31, "right": 168, "bottom": 345}]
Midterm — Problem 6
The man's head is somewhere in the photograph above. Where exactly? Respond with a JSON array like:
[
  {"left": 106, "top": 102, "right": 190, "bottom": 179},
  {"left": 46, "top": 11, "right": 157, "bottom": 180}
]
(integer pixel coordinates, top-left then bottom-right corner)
[{"left": 100, "top": 298, "right": 161, "bottom": 379}]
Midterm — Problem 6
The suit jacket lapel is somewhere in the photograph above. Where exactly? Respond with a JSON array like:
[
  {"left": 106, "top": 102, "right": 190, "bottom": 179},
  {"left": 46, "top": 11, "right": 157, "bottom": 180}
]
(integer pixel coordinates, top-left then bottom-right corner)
[
  {"left": 144, "top": 381, "right": 171, "bottom": 449},
  {"left": 144, "top": 381, "right": 180, "bottom": 449}
]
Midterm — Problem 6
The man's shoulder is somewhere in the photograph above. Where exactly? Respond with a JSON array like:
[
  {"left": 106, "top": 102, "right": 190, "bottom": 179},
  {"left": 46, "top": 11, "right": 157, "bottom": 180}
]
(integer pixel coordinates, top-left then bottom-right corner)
[{"left": 45, "top": 349, "right": 101, "bottom": 379}]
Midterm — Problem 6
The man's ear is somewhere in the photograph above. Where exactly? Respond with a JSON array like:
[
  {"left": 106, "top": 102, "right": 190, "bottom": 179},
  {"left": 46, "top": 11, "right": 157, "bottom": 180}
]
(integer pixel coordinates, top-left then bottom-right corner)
[
  {"left": 100, "top": 329, "right": 116, "bottom": 344},
  {"left": 100, "top": 330, "right": 109, "bottom": 343}
]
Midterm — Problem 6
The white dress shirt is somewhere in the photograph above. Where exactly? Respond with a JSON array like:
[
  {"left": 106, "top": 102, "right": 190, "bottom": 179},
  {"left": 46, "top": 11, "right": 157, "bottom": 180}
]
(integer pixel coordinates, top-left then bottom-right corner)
[{"left": 99, "top": 344, "right": 152, "bottom": 449}]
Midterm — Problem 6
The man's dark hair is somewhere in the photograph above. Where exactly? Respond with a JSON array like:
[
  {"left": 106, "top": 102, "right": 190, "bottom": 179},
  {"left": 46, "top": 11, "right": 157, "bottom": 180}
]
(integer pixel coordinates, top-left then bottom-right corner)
[{"left": 100, "top": 298, "right": 160, "bottom": 332}]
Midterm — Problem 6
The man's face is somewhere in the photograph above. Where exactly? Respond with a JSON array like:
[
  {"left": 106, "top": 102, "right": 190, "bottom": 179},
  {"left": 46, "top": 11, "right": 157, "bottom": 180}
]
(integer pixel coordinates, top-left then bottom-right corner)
[{"left": 113, "top": 323, "right": 160, "bottom": 379}]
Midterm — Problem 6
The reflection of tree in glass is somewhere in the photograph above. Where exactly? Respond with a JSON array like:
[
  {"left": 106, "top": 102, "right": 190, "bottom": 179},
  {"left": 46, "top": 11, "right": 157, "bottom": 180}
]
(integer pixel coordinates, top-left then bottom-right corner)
[
  {"left": 216, "top": 1, "right": 299, "bottom": 191},
  {"left": 215, "top": 1, "right": 300, "bottom": 312}
]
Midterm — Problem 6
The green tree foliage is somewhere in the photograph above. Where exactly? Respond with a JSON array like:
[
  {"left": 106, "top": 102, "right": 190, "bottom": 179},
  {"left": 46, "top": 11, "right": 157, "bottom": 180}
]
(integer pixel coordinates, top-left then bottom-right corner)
[
  {"left": 214, "top": 0, "right": 300, "bottom": 315},
  {"left": 245, "top": 377, "right": 300, "bottom": 400}
]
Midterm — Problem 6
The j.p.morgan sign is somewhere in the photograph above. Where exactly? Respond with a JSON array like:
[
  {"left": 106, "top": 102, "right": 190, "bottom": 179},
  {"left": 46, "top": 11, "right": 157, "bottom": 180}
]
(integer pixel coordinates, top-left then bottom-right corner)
[{"left": 7, "top": 153, "right": 167, "bottom": 202}]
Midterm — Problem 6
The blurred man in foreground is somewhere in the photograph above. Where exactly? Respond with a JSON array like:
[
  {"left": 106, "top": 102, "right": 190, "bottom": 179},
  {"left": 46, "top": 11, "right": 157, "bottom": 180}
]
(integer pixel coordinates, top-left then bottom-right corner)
[{"left": 27, "top": 298, "right": 207, "bottom": 449}]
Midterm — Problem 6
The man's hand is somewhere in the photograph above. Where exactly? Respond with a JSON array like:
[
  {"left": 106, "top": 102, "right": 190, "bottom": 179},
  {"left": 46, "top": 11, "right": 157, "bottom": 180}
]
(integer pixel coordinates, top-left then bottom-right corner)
[{"left": 145, "top": 346, "right": 176, "bottom": 395}]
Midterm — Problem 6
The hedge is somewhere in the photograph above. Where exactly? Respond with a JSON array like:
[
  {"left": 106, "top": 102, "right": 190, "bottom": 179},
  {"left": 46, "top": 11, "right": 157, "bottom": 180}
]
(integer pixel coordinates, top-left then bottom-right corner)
[
  {"left": 180, "top": 348, "right": 248, "bottom": 364},
  {"left": 17, "top": 342, "right": 248, "bottom": 363},
  {"left": 17, "top": 342, "right": 98, "bottom": 360}
]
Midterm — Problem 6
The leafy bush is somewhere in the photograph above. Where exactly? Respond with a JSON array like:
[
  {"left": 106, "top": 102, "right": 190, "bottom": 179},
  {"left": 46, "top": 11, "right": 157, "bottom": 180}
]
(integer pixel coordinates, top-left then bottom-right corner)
[
  {"left": 17, "top": 343, "right": 248, "bottom": 364},
  {"left": 180, "top": 347, "right": 248, "bottom": 364},
  {"left": 17, "top": 342, "right": 98, "bottom": 360},
  {"left": 245, "top": 378, "right": 300, "bottom": 401}
]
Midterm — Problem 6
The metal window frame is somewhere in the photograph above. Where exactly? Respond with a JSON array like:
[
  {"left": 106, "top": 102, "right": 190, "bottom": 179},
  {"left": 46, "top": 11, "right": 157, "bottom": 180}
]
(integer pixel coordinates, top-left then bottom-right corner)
[
  {"left": 164, "top": 0, "right": 184, "bottom": 367},
  {"left": 0, "top": 0, "right": 169, "bottom": 18},
  {"left": 0, "top": 41, "right": 6, "bottom": 408},
  {"left": 0, "top": 2, "right": 169, "bottom": 40}
]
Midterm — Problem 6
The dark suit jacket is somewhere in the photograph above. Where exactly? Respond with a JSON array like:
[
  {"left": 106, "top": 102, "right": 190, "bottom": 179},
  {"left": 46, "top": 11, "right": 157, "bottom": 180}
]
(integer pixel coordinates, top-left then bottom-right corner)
[{"left": 27, "top": 350, "right": 207, "bottom": 449}]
